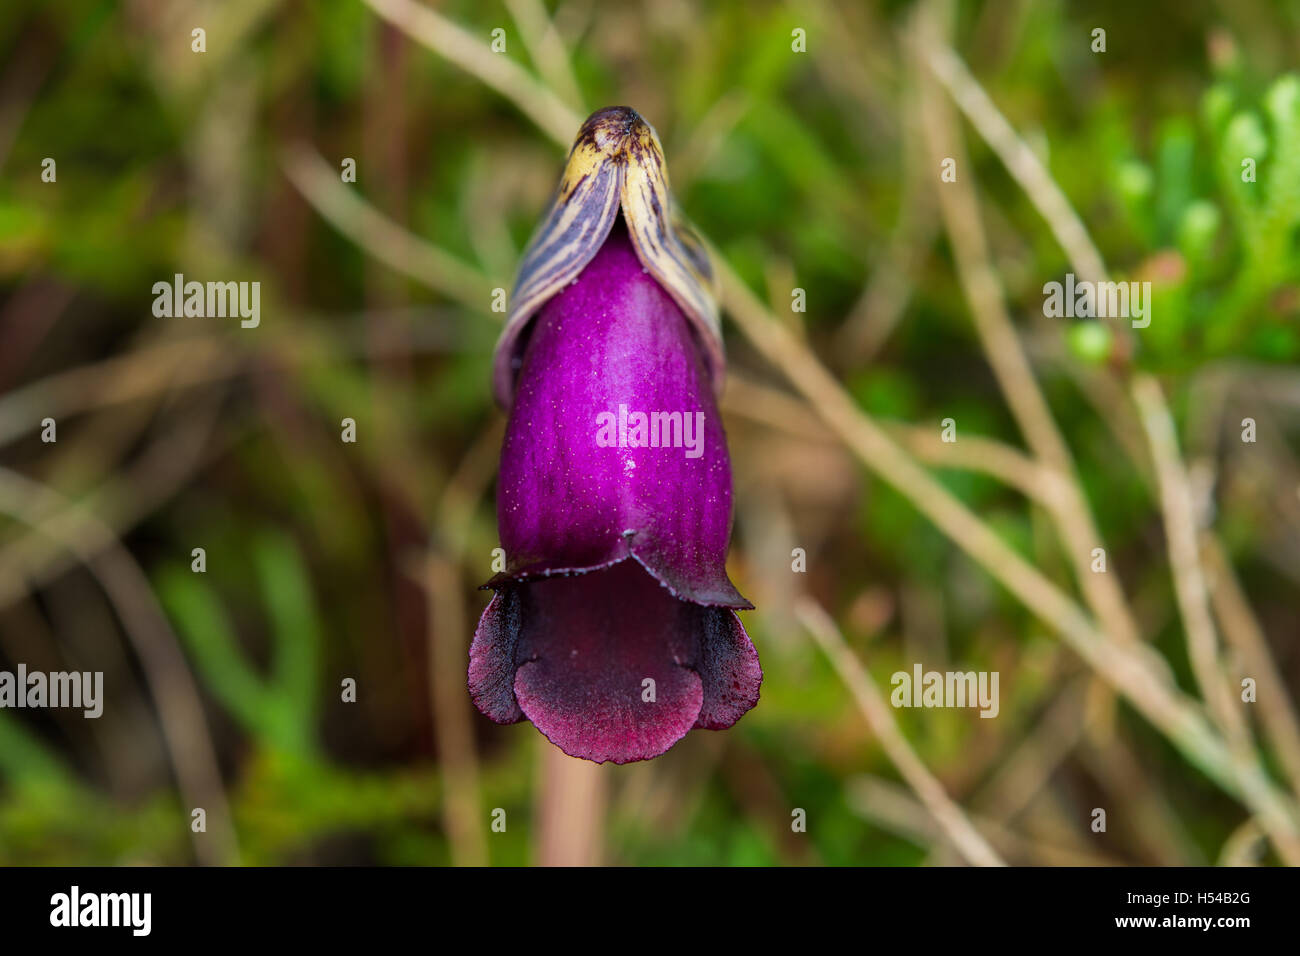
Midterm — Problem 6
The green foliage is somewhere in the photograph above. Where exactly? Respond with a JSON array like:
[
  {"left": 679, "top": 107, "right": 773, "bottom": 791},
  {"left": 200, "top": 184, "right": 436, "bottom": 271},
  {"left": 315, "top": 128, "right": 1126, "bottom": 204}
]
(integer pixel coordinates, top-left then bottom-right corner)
[
  {"left": 158, "top": 534, "right": 320, "bottom": 758},
  {"left": 3, "top": 0, "right": 1298, "bottom": 867}
]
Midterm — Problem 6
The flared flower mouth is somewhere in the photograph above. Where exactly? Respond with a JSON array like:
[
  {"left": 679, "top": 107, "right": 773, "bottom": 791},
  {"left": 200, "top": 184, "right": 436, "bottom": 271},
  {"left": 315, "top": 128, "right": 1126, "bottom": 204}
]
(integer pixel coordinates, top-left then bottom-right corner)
[
  {"left": 471, "top": 559, "right": 760, "bottom": 764},
  {"left": 469, "top": 106, "right": 760, "bottom": 764}
]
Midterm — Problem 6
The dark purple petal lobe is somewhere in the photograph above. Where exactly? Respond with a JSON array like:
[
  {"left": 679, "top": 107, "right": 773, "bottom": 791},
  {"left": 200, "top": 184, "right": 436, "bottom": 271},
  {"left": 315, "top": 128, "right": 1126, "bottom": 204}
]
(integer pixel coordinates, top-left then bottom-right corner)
[
  {"left": 468, "top": 591, "right": 525, "bottom": 724},
  {"left": 693, "top": 608, "right": 763, "bottom": 730},
  {"left": 512, "top": 561, "right": 704, "bottom": 764}
]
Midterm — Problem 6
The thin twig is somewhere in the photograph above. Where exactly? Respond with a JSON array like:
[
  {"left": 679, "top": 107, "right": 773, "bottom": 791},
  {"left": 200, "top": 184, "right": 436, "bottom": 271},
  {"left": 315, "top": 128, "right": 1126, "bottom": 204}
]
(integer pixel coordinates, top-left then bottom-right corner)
[
  {"left": 723, "top": 375, "right": 1062, "bottom": 507},
  {"left": 920, "top": 32, "right": 1108, "bottom": 287},
  {"left": 836, "top": 73, "right": 936, "bottom": 364},
  {"left": 846, "top": 775, "right": 1124, "bottom": 866},
  {"left": 717, "top": 255, "right": 1297, "bottom": 849},
  {"left": 1201, "top": 532, "right": 1300, "bottom": 798},
  {"left": 360, "top": 0, "right": 581, "bottom": 145},
  {"left": 503, "top": 0, "right": 586, "bottom": 113},
  {"left": 0, "top": 337, "right": 234, "bottom": 448},
  {"left": 350, "top": 0, "right": 1300, "bottom": 857},
  {"left": 281, "top": 142, "right": 490, "bottom": 307},
  {"left": 970, "top": 679, "right": 1088, "bottom": 825},
  {"left": 1218, "top": 819, "right": 1266, "bottom": 867},
  {"left": 425, "top": 555, "right": 489, "bottom": 867},
  {"left": 419, "top": 420, "right": 504, "bottom": 866},
  {"left": 914, "top": 20, "right": 1300, "bottom": 860},
  {"left": 0, "top": 392, "right": 229, "bottom": 611},
  {"left": 0, "top": 468, "right": 238, "bottom": 865},
  {"left": 1132, "top": 375, "right": 1300, "bottom": 860},
  {"left": 535, "top": 739, "right": 607, "bottom": 866},
  {"left": 914, "top": 19, "right": 1141, "bottom": 649},
  {"left": 671, "top": 90, "right": 751, "bottom": 188},
  {"left": 798, "top": 599, "right": 1005, "bottom": 866},
  {"left": 1134, "top": 375, "right": 1250, "bottom": 748}
]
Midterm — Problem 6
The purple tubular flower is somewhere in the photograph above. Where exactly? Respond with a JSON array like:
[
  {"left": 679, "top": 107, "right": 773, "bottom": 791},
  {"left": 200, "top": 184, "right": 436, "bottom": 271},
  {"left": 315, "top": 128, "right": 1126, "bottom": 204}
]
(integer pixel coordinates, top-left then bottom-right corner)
[{"left": 469, "top": 107, "right": 760, "bottom": 764}]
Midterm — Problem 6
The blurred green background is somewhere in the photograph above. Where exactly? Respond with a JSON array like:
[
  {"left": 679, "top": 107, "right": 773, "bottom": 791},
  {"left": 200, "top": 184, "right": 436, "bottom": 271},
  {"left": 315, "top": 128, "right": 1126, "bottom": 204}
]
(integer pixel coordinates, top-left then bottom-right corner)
[{"left": 0, "top": 0, "right": 1298, "bottom": 866}]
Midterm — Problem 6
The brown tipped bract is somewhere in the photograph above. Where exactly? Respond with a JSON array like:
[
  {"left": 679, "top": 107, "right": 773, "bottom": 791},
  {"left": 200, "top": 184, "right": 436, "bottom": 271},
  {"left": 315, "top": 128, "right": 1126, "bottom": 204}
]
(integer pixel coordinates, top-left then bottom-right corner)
[{"left": 492, "top": 106, "right": 722, "bottom": 407}]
